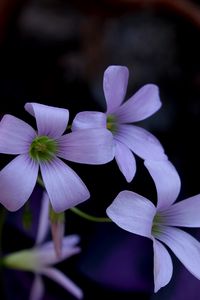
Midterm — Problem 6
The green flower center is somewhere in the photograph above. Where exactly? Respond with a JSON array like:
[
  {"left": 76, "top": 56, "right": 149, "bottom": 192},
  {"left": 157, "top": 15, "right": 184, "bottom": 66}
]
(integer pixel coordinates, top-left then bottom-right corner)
[
  {"left": 3, "top": 249, "right": 40, "bottom": 271},
  {"left": 29, "top": 136, "right": 57, "bottom": 161},
  {"left": 152, "top": 213, "right": 163, "bottom": 236},
  {"left": 106, "top": 115, "right": 118, "bottom": 133}
]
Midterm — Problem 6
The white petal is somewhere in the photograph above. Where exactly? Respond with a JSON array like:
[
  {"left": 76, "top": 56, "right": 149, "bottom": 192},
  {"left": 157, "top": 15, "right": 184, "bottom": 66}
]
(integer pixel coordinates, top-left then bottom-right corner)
[
  {"left": 144, "top": 160, "right": 181, "bottom": 211},
  {"left": 106, "top": 190, "right": 156, "bottom": 238},
  {"left": 153, "top": 238, "right": 173, "bottom": 292},
  {"left": 115, "top": 141, "right": 136, "bottom": 182},
  {"left": 40, "top": 267, "right": 83, "bottom": 299},
  {"left": 25, "top": 102, "right": 69, "bottom": 138},
  {"left": 0, "top": 154, "right": 39, "bottom": 211},
  {"left": 156, "top": 226, "right": 200, "bottom": 280}
]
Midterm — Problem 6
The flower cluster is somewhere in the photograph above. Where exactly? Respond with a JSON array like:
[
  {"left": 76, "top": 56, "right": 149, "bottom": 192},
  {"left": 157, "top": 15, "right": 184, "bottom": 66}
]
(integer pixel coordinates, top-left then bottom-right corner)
[{"left": 0, "top": 65, "right": 200, "bottom": 298}]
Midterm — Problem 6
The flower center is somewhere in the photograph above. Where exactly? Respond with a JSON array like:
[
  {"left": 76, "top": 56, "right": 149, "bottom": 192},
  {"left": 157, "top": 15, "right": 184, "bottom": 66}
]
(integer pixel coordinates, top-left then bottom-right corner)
[
  {"left": 106, "top": 115, "right": 117, "bottom": 133},
  {"left": 29, "top": 136, "right": 57, "bottom": 161},
  {"left": 151, "top": 213, "right": 163, "bottom": 236}
]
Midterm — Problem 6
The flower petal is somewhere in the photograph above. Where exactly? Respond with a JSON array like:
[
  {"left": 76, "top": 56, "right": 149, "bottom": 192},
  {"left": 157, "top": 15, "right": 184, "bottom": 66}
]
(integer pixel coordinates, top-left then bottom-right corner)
[
  {"left": 161, "top": 194, "right": 200, "bottom": 227},
  {"left": 40, "top": 267, "right": 83, "bottom": 299},
  {"left": 115, "top": 124, "right": 167, "bottom": 160},
  {"left": 29, "top": 275, "right": 44, "bottom": 300},
  {"left": 153, "top": 238, "right": 173, "bottom": 292},
  {"left": 37, "top": 235, "right": 81, "bottom": 266},
  {"left": 25, "top": 103, "right": 69, "bottom": 138},
  {"left": 103, "top": 65, "right": 129, "bottom": 114},
  {"left": 0, "top": 154, "right": 39, "bottom": 211},
  {"left": 156, "top": 226, "right": 200, "bottom": 280},
  {"left": 106, "top": 190, "right": 156, "bottom": 238},
  {"left": 36, "top": 192, "right": 50, "bottom": 245},
  {"left": 144, "top": 160, "right": 181, "bottom": 211},
  {"left": 115, "top": 141, "right": 136, "bottom": 182},
  {"left": 0, "top": 114, "right": 36, "bottom": 154},
  {"left": 57, "top": 129, "right": 114, "bottom": 164},
  {"left": 40, "top": 157, "right": 90, "bottom": 213},
  {"left": 114, "top": 84, "right": 161, "bottom": 123},
  {"left": 51, "top": 218, "right": 65, "bottom": 258},
  {"left": 72, "top": 111, "right": 106, "bottom": 131}
]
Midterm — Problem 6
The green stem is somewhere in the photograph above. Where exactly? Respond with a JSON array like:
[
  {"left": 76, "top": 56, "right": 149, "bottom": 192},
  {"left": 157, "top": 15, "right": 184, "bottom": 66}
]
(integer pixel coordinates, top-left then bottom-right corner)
[
  {"left": 70, "top": 207, "right": 112, "bottom": 222},
  {"left": 37, "top": 176, "right": 111, "bottom": 223}
]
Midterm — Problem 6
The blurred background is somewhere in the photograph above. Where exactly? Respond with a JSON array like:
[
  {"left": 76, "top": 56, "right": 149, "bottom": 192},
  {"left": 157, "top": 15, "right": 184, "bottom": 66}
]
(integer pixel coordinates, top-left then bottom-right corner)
[{"left": 0, "top": 0, "right": 200, "bottom": 299}]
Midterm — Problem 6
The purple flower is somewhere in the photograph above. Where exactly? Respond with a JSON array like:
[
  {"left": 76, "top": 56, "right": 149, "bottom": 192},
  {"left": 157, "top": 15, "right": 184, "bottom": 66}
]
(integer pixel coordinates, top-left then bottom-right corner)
[
  {"left": 0, "top": 103, "right": 114, "bottom": 212},
  {"left": 72, "top": 65, "right": 167, "bottom": 182},
  {"left": 3, "top": 192, "right": 83, "bottom": 300},
  {"left": 106, "top": 160, "right": 200, "bottom": 292}
]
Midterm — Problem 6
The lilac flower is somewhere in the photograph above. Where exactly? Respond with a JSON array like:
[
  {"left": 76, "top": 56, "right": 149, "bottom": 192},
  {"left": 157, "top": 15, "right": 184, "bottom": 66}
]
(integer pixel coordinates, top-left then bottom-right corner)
[
  {"left": 72, "top": 65, "right": 167, "bottom": 182},
  {"left": 3, "top": 192, "right": 83, "bottom": 300},
  {"left": 0, "top": 102, "right": 114, "bottom": 212},
  {"left": 106, "top": 160, "right": 200, "bottom": 292}
]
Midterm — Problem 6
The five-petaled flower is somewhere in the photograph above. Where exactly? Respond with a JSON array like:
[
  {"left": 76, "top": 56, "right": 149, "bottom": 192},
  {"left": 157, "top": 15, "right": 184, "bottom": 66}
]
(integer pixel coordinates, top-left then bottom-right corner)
[
  {"left": 3, "top": 192, "right": 83, "bottom": 300},
  {"left": 72, "top": 65, "right": 167, "bottom": 182},
  {"left": 107, "top": 160, "right": 200, "bottom": 292},
  {"left": 0, "top": 102, "right": 114, "bottom": 212}
]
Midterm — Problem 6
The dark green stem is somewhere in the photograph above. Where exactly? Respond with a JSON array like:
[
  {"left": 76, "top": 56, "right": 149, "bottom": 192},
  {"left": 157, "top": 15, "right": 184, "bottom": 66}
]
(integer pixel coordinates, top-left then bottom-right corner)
[
  {"left": 37, "top": 176, "right": 111, "bottom": 223},
  {"left": 70, "top": 207, "right": 112, "bottom": 222}
]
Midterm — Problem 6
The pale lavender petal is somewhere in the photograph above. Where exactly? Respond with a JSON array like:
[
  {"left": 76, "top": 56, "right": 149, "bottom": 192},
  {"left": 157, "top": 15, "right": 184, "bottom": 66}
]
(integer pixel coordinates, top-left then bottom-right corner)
[
  {"left": 115, "top": 141, "right": 136, "bottom": 182},
  {"left": 25, "top": 103, "right": 69, "bottom": 138},
  {"left": 38, "top": 235, "right": 81, "bottom": 265},
  {"left": 40, "top": 157, "right": 90, "bottom": 213},
  {"left": 161, "top": 194, "right": 200, "bottom": 227},
  {"left": 72, "top": 111, "right": 106, "bottom": 131},
  {"left": 144, "top": 160, "right": 181, "bottom": 211},
  {"left": 36, "top": 192, "right": 50, "bottom": 245},
  {"left": 153, "top": 238, "right": 173, "bottom": 292},
  {"left": 0, "top": 114, "right": 36, "bottom": 154},
  {"left": 57, "top": 129, "right": 114, "bottom": 164},
  {"left": 156, "top": 226, "right": 200, "bottom": 280},
  {"left": 103, "top": 66, "right": 129, "bottom": 114},
  {"left": 51, "top": 220, "right": 65, "bottom": 257},
  {"left": 114, "top": 84, "right": 161, "bottom": 123},
  {"left": 29, "top": 275, "right": 44, "bottom": 300},
  {"left": 106, "top": 190, "right": 156, "bottom": 238},
  {"left": 41, "top": 234, "right": 80, "bottom": 250},
  {"left": 40, "top": 267, "right": 83, "bottom": 299},
  {"left": 115, "top": 124, "right": 167, "bottom": 160},
  {"left": 0, "top": 154, "right": 39, "bottom": 211}
]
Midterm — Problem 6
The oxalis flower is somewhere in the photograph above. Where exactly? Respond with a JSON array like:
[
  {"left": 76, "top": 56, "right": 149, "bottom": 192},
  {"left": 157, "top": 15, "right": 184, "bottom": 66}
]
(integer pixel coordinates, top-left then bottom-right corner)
[
  {"left": 106, "top": 160, "right": 200, "bottom": 292},
  {"left": 3, "top": 192, "right": 83, "bottom": 300},
  {"left": 0, "top": 102, "right": 114, "bottom": 212},
  {"left": 72, "top": 65, "right": 167, "bottom": 182}
]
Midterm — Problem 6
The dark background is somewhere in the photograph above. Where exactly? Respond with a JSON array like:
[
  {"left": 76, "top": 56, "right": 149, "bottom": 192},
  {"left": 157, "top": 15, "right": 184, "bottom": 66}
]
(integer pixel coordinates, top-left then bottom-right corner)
[{"left": 0, "top": 0, "right": 200, "bottom": 299}]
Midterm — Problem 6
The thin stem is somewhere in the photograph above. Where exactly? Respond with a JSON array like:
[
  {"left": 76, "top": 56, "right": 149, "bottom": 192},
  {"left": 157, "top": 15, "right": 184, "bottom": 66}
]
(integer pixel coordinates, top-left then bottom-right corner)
[
  {"left": 70, "top": 207, "right": 112, "bottom": 222},
  {"left": 36, "top": 176, "right": 111, "bottom": 223}
]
